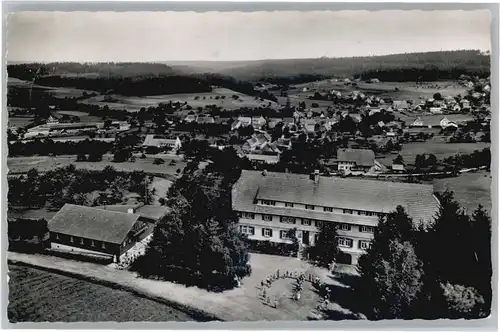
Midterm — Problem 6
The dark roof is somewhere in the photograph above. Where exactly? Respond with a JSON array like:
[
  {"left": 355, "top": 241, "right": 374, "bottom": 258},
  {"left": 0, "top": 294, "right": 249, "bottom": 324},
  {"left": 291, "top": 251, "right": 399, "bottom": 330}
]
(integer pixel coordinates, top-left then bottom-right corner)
[
  {"left": 48, "top": 204, "right": 140, "bottom": 244},
  {"left": 96, "top": 204, "right": 169, "bottom": 221},
  {"left": 232, "top": 170, "right": 439, "bottom": 223},
  {"left": 337, "top": 148, "right": 375, "bottom": 167}
]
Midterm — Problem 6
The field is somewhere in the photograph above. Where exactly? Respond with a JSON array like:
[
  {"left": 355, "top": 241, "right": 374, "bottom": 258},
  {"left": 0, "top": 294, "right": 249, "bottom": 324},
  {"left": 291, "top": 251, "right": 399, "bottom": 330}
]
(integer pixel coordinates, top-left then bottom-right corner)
[
  {"left": 7, "top": 154, "right": 186, "bottom": 179},
  {"left": 79, "top": 87, "right": 280, "bottom": 112},
  {"left": 428, "top": 170, "right": 492, "bottom": 215},
  {"left": 8, "top": 77, "right": 98, "bottom": 99},
  {"left": 8, "top": 117, "right": 34, "bottom": 128},
  {"left": 376, "top": 141, "right": 490, "bottom": 166},
  {"left": 7, "top": 264, "right": 198, "bottom": 322},
  {"left": 289, "top": 79, "right": 467, "bottom": 103}
]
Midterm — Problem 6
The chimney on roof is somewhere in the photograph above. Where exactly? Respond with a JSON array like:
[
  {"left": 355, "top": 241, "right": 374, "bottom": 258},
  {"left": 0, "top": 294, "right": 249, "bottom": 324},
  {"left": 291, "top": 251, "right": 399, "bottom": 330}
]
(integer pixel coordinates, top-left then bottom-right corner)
[{"left": 312, "top": 169, "right": 320, "bottom": 184}]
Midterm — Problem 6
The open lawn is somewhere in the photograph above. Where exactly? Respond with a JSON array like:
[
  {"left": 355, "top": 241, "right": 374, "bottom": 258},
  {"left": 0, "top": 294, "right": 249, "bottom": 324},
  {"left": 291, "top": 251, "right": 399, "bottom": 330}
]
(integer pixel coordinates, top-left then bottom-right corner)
[
  {"left": 8, "top": 77, "right": 99, "bottom": 99},
  {"left": 377, "top": 141, "right": 490, "bottom": 166},
  {"left": 150, "top": 177, "right": 173, "bottom": 205},
  {"left": 8, "top": 117, "right": 34, "bottom": 128},
  {"left": 8, "top": 251, "right": 360, "bottom": 321},
  {"left": 427, "top": 171, "right": 492, "bottom": 215},
  {"left": 7, "top": 264, "right": 198, "bottom": 322},
  {"left": 7, "top": 155, "right": 186, "bottom": 180},
  {"left": 80, "top": 87, "right": 280, "bottom": 112},
  {"left": 289, "top": 80, "right": 467, "bottom": 103}
]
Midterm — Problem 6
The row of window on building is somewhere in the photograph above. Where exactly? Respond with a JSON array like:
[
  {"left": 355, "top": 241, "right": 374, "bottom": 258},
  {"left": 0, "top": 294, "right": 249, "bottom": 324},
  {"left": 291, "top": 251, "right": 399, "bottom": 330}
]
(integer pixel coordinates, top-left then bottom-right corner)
[
  {"left": 56, "top": 233, "right": 108, "bottom": 249},
  {"left": 259, "top": 200, "right": 382, "bottom": 217},
  {"left": 239, "top": 225, "right": 372, "bottom": 249},
  {"left": 239, "top": 212, "right": 375, "bottom": 233}
]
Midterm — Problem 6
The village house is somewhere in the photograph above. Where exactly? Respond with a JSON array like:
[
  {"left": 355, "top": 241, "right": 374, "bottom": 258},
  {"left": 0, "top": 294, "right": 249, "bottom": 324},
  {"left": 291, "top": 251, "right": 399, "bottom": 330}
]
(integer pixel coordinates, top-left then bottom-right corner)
[
  {"left": 242, "top": 133, "right": 272, "bottom": 152},
  {"left": 460, "top": 99, "right": 471, "bottom": 110},
  {"left": 337, "top": 148, "right": 376, "bottom": 173},
  {"left": 48, "top": 204, "right": 155, "bottom": 263},
  {"left": 196, "top": 115, "right": 215, "bottom": 124},
  {"left": 410, "top": 117, "right": 425, "bottom": 127},
  {"left": 440, "top": 117, "right": 459, "bottom": 129},
  {"left": 232, "top": 170, "right": 440, "bottom": 265},
  {"left": 142, "top": 134, "right": 182, "bottom": 152},
  {"left": 393, "top": 100, "right": 409, "bottom": 111},
  {"left": 183, "top": 114, "right": 197, "bottom": 123},
  {"left": 251, "top": 116, "right": 267, "bottom": 130},
  {"left": 391, "top": 164, "right": 406, "bottom": 173}
]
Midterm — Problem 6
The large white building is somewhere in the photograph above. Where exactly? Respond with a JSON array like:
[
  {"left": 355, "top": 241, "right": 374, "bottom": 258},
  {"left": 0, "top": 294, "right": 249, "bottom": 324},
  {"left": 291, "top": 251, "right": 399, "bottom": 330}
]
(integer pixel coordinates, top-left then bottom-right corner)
[{"left": 232, "top": 170, "right": 440, "bottom": 265}]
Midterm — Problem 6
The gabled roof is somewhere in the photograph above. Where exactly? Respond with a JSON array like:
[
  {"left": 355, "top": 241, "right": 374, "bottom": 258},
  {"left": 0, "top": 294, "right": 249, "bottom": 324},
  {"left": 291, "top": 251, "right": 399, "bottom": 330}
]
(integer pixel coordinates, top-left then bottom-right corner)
[
  {"left": 48, "top": 204, "right": 140, "bottom": 244},
  {"left": 232, "top": 170, "right": 439, "bottom": 224},
  {"left": 337, "top": 148, "right": 375, "bottom": 167}
]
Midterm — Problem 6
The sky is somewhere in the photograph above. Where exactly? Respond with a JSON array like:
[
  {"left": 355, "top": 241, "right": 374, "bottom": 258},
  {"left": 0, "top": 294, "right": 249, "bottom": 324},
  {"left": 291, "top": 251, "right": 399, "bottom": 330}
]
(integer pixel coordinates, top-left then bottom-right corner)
[{"left": 7, "top": 10, "right": 491, "bottom": 62}]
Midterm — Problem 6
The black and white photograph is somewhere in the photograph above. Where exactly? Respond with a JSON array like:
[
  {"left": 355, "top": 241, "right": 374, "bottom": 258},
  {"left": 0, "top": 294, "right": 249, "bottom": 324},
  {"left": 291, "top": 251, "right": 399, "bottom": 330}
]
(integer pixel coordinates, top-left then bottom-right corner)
[{"left": 4, "top": 6, "right": 494, "bottom": 324}]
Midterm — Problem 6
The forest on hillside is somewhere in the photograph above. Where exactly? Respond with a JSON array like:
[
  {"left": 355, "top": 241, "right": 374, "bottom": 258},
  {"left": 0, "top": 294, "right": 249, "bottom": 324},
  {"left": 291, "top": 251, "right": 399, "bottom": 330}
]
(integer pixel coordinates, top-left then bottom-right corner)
[
  {"left": 7, "top": 62, "right": 176, "bottom": 81},
  {"left": 221, "top": 50, "right": 491, "bottom": 81}
]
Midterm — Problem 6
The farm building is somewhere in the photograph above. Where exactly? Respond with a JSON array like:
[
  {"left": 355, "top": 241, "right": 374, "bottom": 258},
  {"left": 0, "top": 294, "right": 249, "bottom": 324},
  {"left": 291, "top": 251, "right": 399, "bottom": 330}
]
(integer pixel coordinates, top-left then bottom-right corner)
[
  {"left": 48, "top": 204, "right": 154, "bottom": 262},
  {"left": 142, "top": 135, "right": 182, "bottom": 152},
  {"left": 410, "top": 117, "right": 425, "bottom": 127},
  {"left": 337, "top": 148, "right": 375, "bottom": 173},
  {"left": 232, "top": 170, "right": 440, "bottom": 265},
  {"left": 246, "top": 154, "right": 280, "bottom": 165}
]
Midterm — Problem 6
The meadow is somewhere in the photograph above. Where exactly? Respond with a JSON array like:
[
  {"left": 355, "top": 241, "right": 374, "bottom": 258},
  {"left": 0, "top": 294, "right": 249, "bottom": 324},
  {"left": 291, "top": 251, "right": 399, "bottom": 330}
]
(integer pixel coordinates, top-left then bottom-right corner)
[
  {"left": 288, "top": 79, "right": 467, "bottom": 103},
  {"left": 376, "top": 141, "right": 490, "bottom": 166},
  {"left": 428, "top": 170, "right": 492, "bottom": 216},
  {"left": 8, "top": 264, "right": 198, "bottom": 322},
  {"left": 7, "top": 154, "right": 186, "bottom": 180},
  {"left": 79, "top": 87, "right": 280, "bottom": 112}
]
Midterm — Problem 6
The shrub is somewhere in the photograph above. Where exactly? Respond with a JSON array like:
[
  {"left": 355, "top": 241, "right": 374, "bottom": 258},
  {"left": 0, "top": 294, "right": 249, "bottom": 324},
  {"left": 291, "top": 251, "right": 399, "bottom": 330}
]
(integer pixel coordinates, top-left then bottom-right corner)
[{"left": 76, "top": 154, "right": 87, "bottom": 162}]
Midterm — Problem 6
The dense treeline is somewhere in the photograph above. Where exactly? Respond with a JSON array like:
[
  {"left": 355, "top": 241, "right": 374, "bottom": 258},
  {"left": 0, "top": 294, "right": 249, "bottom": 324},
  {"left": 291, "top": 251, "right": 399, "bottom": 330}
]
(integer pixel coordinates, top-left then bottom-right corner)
[
  {"left": 355, "top": 192, "right": 491, "bottom": 319},
  {"left": 8, "top": 139, "right": 114, "bottom": 157},
  {"left": 27, "top": 75, "right": 212, "bottom": 96},
  {"left": 8, "top": 218, "right": 49, "bottom": 253},
  {"left": 443, "top": 147, "right": 491, "bottom": 170},
  {"left": 8, "top": 165, "right": 152, "bottom": 210},
  {"left": 358, "top": 66, "right": 490, "bottom": 82},
  {"left": 216, "top": 50, "right": 490, "bottom": 80},
  {"left": 257, "top": 74, "right": 329, "bottom": 86},
  {"left": 7, "top": 62, "right": 176, "bottom": 80}
]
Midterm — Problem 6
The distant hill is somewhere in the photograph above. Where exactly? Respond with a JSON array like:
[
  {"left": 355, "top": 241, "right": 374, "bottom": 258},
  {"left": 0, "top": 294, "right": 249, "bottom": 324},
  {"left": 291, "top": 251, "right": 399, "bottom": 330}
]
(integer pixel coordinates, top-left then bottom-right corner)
[
  {"left": 167, "top": 50, "right": 491, "bottom": 82},
  {"left": 7, "top": 62, "right": 176, "bottom": 81}
]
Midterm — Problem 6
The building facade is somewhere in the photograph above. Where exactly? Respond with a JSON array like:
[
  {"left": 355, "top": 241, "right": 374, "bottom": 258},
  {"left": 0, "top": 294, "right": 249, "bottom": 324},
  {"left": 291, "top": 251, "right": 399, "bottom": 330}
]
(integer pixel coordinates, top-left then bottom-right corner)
[
  {"left": 48, "top": 204, "right": 152, "bottom": 262},
  {"left": 232, "top": 170, "right": 440, "bottom": 265}
]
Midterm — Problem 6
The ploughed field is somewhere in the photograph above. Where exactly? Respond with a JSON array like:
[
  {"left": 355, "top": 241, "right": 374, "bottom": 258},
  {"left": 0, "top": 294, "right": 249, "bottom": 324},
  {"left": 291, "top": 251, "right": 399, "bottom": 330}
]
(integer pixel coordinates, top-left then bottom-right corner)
[{"left": 7, "top": 264, "right": 198, "bottom": 322}]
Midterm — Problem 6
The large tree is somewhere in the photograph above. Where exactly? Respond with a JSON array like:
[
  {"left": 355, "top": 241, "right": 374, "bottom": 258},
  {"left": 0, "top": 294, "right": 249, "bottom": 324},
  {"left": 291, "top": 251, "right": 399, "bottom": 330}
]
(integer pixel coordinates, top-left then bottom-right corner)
[
  {"left": 310, "top": 221, "right": 340, "bottom": 268},
  {"left": 356, "top": 206, "right": 423, "bottom": 319},
  {"left": 135, "top": 147, "right": 251, "bottom": 290}
]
